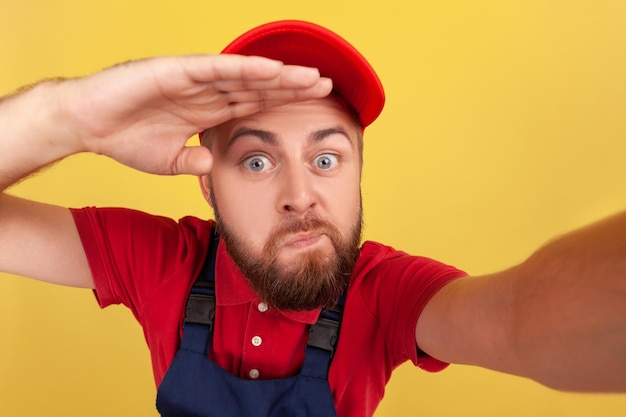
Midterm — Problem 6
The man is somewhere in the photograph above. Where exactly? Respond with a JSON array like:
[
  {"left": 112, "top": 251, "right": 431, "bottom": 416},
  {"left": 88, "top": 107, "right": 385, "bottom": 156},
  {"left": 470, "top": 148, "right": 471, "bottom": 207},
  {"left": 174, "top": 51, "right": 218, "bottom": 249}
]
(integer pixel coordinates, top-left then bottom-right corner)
[{"left": 1, "top": 20, "right": 625, "bottom": 417}]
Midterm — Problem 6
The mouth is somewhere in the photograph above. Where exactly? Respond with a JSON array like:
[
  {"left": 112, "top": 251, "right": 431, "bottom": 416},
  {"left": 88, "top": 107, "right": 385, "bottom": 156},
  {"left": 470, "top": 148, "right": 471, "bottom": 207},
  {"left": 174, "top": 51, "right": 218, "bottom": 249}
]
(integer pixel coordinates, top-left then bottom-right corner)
[{"left": 283, "top": 231, "right": 326, "bottom": 249}]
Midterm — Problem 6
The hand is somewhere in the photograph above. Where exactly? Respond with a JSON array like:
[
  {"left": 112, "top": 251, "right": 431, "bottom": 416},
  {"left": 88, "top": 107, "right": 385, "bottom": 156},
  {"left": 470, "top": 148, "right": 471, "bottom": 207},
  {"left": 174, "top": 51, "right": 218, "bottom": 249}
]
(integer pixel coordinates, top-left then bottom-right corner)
[{"left": 58, "top": 54, "right": 332, "bottom": 175}]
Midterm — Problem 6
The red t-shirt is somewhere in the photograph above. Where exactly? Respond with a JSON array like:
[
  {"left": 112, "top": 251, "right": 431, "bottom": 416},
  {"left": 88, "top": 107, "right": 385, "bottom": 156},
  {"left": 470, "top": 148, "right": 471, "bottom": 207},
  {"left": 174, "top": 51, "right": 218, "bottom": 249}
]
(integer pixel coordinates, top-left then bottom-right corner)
[{"left": 71, "top": 207, "right": 466, "bottom": 417}]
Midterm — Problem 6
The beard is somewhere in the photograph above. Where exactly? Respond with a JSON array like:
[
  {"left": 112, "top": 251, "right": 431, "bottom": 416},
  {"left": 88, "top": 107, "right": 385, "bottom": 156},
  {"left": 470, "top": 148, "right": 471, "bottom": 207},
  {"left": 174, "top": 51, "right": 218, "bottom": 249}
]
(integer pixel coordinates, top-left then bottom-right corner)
[{"left": 210, "top": 187, "right": 363, "bottom": 311}]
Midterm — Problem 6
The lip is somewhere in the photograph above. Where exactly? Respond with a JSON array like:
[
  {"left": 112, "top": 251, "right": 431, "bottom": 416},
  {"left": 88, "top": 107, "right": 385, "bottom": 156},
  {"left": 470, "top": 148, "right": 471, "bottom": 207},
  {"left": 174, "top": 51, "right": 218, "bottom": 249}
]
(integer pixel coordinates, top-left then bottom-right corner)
[{"left": 283, "top": 232, "right": 325, "bottom": 248}]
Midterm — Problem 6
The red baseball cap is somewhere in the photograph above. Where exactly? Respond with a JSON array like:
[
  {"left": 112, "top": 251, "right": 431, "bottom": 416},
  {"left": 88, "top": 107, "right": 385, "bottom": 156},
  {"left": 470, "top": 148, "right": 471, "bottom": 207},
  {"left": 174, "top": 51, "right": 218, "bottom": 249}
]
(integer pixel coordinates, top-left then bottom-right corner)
[{"left": 222, "top": 20, "right": 385, "bottom": 128}]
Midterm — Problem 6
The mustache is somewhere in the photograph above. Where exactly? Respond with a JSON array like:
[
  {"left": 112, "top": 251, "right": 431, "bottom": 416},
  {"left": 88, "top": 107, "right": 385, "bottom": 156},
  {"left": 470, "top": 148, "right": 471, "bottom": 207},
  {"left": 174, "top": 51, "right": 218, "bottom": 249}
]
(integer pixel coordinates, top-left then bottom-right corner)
[
  {"left": 265, "top": 215, "right": 339, "bottom": 250},
  {"left": 274, "top": 215, "right": 331, "bottom": 235}
]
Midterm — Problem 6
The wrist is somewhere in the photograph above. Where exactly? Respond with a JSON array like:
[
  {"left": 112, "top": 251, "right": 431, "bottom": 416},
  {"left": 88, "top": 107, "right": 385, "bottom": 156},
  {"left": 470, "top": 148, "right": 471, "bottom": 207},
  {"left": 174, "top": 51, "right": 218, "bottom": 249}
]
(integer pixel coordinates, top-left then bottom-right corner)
[{"left": 30, "top": 79, "right": 90, "bottom": 155}]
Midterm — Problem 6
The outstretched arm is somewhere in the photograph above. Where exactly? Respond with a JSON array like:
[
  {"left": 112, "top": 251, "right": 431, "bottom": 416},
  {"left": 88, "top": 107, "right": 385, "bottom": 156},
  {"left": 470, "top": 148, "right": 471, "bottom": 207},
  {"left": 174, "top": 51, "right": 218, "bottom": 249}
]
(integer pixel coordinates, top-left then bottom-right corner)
[
  {"left": 0, "top": 54, "right": 332, "bottom": 287},
  {"left": 416, "top": 210, "right": 626, "bottom": 392}
]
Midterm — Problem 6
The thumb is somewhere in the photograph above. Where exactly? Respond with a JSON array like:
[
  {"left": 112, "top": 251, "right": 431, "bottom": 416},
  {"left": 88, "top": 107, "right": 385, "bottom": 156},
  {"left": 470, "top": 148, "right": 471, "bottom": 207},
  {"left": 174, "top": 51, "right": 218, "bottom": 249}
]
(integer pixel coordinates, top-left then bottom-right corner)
[{"left": 174, "top": 146, "right": 213, "bottom": 176}]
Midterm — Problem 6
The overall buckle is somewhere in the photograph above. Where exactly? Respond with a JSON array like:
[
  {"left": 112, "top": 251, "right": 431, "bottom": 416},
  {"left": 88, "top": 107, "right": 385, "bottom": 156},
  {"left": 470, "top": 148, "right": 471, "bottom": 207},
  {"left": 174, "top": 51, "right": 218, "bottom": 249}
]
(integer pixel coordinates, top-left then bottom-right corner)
[
  {"left": 307, "top": 317, "right": 340, "bottom": 357},
  {"left": 184, "top": 293, "right": 216, "bottom": 330}
]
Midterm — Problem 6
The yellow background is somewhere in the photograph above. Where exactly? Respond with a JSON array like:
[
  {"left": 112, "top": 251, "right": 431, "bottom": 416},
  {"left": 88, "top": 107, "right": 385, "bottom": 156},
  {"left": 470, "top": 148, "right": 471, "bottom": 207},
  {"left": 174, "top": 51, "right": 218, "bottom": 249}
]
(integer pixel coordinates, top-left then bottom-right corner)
[{"left": 1, "top": 0, "right": 625, "bottom": 416}]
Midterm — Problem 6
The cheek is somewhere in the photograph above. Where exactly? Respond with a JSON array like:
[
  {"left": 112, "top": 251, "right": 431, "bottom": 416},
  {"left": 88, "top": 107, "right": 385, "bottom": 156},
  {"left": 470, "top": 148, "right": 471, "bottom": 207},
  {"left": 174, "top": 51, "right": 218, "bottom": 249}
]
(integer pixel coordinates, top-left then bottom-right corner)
[
  {"left": 212, "top": 174, "right": 276, "bottom": 245},
  {"left": 324, "top": 177, "right": 362, "bottom": 229}
]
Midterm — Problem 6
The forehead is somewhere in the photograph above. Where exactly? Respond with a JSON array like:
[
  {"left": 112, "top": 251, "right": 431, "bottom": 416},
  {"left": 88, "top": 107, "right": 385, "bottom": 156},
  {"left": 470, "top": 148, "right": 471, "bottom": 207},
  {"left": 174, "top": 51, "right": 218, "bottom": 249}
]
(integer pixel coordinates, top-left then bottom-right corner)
[{"left": 210, "top": 95, "right": 360, "bottom": 147}]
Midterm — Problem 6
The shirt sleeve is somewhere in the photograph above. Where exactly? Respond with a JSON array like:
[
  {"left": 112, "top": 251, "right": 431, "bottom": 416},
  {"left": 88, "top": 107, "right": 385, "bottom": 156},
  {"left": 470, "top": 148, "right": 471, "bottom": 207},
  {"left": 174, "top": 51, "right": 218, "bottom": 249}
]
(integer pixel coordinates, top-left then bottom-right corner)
[
  {"left": 70, "top": 207, "right": 210, "bottom": 321},
  {"left": 359, "top": 243, "right": 466, "bottom": 372}
]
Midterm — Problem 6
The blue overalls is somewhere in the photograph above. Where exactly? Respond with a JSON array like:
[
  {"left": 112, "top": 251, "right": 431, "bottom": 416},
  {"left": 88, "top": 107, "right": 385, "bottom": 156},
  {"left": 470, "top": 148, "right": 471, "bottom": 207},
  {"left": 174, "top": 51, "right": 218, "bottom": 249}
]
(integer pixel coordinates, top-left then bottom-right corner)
[{"left": 156, "top": 228, "right": 345, "bottom": 417}]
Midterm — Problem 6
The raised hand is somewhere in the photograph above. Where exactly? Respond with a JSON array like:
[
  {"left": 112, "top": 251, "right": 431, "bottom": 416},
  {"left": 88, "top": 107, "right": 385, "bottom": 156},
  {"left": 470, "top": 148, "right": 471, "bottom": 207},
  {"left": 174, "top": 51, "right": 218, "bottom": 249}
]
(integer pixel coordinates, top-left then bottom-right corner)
[{"left": 64, "top": 55, "right": 332, "bottom": 175}]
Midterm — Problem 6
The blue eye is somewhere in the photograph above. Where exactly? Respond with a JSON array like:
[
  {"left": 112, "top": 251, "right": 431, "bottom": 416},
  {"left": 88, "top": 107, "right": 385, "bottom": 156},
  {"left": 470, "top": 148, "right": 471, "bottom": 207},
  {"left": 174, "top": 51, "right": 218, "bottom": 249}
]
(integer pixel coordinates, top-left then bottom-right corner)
[
  {"left": 243, "top": 155, "right": 271, "bottom": 172},
  {"left": 314, "top": 154, "right": 339, "bottom": 170}
]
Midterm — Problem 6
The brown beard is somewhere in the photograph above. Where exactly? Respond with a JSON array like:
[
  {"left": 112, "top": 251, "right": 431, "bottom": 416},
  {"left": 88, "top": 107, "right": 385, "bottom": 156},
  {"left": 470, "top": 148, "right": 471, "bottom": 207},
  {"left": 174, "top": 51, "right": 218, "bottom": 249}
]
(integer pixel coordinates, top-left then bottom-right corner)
[{"left": 210, "top": 187, "right": 362, "bottom": 311}]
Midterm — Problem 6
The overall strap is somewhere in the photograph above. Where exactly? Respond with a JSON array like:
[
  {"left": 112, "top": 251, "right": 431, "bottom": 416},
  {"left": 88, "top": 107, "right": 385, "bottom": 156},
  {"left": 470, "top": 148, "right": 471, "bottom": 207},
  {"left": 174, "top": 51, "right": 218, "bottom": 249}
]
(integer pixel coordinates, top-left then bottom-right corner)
[
  {"left": 301, "top": 290, "right": 347, "bottom": 379},
  {"left": 180, "top": 227, "right": 220, "bottom": 355}
]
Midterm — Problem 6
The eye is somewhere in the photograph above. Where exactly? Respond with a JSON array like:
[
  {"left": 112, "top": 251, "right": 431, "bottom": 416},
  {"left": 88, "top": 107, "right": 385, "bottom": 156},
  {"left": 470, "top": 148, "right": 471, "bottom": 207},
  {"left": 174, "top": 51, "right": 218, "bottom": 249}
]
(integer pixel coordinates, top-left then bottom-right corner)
[
  {"left": 243, "top": 155, "right": 272, "bottom": 172},
  {"left": 314, "top": 154, "right": 339, "bottom": 170}
]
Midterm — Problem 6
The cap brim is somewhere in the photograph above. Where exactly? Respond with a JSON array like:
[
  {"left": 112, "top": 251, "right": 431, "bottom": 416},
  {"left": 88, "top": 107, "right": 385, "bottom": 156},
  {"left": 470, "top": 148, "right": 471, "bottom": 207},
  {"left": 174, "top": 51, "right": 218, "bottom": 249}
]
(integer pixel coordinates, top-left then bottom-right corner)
[{"left": 222, "top": 20, "right": 385, "bottom": 128}]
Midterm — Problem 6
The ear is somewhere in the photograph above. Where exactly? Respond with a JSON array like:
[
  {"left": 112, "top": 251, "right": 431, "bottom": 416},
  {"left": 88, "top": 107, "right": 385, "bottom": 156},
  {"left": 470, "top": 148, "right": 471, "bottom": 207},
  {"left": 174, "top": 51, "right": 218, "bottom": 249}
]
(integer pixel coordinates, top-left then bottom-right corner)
[{"left": 198, "top": 175, "right": 214, "bottom": 208}]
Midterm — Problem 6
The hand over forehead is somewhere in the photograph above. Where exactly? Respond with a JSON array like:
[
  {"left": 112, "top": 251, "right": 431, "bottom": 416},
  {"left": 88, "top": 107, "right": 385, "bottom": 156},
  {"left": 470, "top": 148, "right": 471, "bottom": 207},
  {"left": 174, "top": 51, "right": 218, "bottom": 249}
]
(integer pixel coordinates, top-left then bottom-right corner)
[{"left": 62, "top": 54, "right": 333, "bottom": 176}]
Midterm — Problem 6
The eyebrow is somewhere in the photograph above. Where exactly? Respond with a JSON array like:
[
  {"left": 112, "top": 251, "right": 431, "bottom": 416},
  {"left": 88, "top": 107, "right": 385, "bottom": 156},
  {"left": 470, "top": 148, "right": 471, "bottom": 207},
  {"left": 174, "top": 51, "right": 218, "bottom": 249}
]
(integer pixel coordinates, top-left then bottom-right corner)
[
  {"left": 227, "top": 127, "right": 277, "bottom": 150},
  {"left": 227, "top": 126, "right": 354, "bottom": 150},
  {"left": 312, "top": 127, "right": 353, "bottom": 147}
]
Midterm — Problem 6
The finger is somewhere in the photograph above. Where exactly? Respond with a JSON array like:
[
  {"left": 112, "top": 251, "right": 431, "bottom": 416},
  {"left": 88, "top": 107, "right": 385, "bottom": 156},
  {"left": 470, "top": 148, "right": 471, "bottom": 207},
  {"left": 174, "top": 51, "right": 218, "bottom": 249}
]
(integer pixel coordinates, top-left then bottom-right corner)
[
  {"left": 270, "top": 65, "right": 327, "bottom": 89},
  {"left": 224, "top": 97, "right": 335, "bottom": 120},
  {"left": 212, "top": 75, "right": 332, "bottom": 95},
  {"left": 214, "top": 78, "right": 333, "bottom": 104},
  {"left": 182, "top": 55, "right": 324, "bottom": 88},
  {"left": 172, "top": 145, "right": 213, "bottom": 176},
  {"left": 192, "top": 79, "right": 333, "bottom": 128}
]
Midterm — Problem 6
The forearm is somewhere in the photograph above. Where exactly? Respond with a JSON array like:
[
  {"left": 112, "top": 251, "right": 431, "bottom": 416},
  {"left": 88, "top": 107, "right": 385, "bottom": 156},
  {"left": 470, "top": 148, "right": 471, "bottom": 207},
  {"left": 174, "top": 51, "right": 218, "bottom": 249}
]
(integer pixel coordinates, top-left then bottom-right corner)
[
  {"left": 0, "top": 80, "right": 86, "bottom": 192},
  {"left": 509, "top": 211, "right": 626, "bottom": 391}
]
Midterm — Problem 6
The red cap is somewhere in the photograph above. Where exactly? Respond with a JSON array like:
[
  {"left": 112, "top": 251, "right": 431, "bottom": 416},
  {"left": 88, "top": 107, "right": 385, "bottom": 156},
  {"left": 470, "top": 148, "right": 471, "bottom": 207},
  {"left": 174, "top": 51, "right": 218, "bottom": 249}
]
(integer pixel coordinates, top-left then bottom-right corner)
[{"left": 222, "top": 20, "right": 385, "bottom": 128}]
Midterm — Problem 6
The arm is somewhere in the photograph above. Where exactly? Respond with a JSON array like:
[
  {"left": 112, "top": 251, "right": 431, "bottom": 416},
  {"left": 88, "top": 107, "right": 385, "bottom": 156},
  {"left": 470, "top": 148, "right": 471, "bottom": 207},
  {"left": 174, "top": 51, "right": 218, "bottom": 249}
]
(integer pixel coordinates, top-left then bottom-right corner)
[
  {"left": 0, "top": 55, "right": 332, "bottom": 287},
  {"left": 416, "top": 211, "right": 626, "bottom": 392}
]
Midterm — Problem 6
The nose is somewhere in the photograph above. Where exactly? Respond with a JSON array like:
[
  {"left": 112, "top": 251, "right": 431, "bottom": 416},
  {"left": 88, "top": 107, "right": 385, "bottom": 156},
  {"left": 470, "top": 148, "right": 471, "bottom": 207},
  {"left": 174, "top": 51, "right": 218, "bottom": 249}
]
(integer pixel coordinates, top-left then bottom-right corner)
[{"left": 277, "top": 163, "right": 317, "bottom": 214}]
